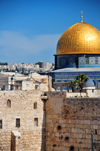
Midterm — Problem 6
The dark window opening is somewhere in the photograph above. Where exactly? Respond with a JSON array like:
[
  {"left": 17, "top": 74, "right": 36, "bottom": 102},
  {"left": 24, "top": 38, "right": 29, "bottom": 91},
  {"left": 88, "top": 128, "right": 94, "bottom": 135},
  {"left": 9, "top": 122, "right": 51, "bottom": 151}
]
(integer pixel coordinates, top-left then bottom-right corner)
[
  {"left": 0, "top": 120, "right": 2, "bottom": 129},
  {"left": 7, "top": 99, "right": 11, "bottom": 108},
  {"left": 59, "top": 58, "right": 62, "bottom": 66},
  {"left": 16, "top": 118, "right": 20, "bottom": 127},
  {"left": 95, "top": 129, "right": 97, "bottom": 135},
  {"left": 34, "top": 102, "right": 37, "bottom": 109},
  {"left": 3, "top": 85, "right": 5, "bottom": 90},
  {"left": 34, "top": 118, "right": 38, "bottom": 126},
  {"left": 35, "top": 85, "right": 39, "bottom": 90}
]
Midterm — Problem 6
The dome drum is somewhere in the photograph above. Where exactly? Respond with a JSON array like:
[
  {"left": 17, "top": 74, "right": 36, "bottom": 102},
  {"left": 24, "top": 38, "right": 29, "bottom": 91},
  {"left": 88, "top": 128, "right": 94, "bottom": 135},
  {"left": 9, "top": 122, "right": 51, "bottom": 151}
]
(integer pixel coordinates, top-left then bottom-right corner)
[{"left": 55, "top": 54, "right": 100, "bottom": 70}]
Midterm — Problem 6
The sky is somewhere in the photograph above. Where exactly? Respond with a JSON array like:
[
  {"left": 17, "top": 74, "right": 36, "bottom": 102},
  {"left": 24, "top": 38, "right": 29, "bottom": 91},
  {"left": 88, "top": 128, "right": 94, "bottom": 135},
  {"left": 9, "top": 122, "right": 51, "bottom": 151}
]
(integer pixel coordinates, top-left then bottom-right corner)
[{"left": 0, "top": 0, "right": 100, "bottom": 64}]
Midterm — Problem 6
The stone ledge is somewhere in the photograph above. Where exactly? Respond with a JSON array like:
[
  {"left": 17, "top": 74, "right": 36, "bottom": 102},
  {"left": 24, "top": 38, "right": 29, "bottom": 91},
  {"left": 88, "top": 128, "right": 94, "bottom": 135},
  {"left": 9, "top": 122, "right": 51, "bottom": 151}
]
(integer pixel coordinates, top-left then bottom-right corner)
[
  {"left": 41, "top": 96, "right": 48, "bottom": 100},
  {"left": 12, "top": 131, "right": 21, "bottom": 137}
]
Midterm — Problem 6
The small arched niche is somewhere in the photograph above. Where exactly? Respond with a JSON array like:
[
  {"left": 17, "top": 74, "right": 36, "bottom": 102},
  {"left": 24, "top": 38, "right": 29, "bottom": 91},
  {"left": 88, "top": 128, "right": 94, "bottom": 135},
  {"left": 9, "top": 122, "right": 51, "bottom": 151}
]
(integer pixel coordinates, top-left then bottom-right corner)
[
  {"left": 34, "top": 102, "right": 37, "bottom": 109},
  {"left": 7, "top": 99, "right": 11, "bottom": 108}
]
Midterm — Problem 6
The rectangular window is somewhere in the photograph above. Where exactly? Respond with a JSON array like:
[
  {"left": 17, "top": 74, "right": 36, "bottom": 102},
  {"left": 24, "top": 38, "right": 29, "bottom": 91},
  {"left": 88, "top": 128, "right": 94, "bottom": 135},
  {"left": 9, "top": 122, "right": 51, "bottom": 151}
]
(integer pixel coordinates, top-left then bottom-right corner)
[
  {"left": 66, "top": 59, "right": 69, "bottom": 65},
  {"left": 85, "top": 57, "right": 89, "bottom": 64},
  {"left": 34, "top": 118, "right": 38, "bottom": 126},
  {"left": 59, "top": 58, "right": 62, "bottom": 66},
  {"left": 26, "top": 84, "right": 28, "bottom": 87},
  {"left": 35, "top": 85, "right": 38, "bottom": 90},
  {"left": 16, "top": 118, "right": 20, "bottom": 127},
  {"left": 0, "top": 120, "right": 2, "bottom": 129},
  {"left": 92, "top": 89, "right": 94, "bottom": 93}
]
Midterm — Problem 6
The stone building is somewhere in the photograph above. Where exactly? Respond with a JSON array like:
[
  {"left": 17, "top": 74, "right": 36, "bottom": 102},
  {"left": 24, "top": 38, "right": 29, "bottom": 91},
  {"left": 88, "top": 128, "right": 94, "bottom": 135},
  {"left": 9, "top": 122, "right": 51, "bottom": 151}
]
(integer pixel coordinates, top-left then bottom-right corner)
[
  {"left": 0, "top": 90, "right": 45, "bottom": 151},
  {"left": 0, "top": 72, "right": 52, "bottom": 91},
  {"left": 0, "top": 72, "right": 53, "bottom": 151},
  {"left": 0, "top": 73, "right": 11, "bottom": 90}
]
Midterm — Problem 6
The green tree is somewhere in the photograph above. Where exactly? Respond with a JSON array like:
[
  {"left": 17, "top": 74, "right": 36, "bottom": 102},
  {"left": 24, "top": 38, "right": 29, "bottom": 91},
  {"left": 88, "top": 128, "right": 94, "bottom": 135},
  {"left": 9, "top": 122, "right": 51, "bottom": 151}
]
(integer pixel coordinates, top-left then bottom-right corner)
[
  {"left": 76, "top": 74, "right": 89, "bottom": 92},
  {"left": 69, "top": 80, "right": 77, "bottom": 92}
]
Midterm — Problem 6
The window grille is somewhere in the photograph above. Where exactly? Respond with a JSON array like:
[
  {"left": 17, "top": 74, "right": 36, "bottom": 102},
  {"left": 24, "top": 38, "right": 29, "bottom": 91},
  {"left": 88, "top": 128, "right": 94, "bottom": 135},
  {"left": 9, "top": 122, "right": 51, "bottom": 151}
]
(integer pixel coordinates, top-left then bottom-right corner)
[{"left": 16, "top": 118, "right": 20, "bottom": 127}]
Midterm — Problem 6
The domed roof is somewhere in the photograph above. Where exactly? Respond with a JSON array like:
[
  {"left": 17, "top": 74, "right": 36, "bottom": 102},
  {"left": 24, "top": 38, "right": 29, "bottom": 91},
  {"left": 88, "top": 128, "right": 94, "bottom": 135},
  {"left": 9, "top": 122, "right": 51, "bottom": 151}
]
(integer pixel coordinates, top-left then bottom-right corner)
[
  {"left": 57, "top": 22, "right": 100, "bottom": 55},
  {"left": 83, "top": 77, "right": 94, "bottom": 87}
]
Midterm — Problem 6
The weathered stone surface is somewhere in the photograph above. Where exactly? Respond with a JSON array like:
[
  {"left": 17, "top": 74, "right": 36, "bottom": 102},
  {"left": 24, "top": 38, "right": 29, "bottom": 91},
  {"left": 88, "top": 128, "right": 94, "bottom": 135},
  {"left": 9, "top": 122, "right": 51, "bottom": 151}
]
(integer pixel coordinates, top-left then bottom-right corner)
[
  {"left": 1, "top": 89, "right": 100, "bottom": 151},
  {"left": 0, "top": 90, "right": 45, "bottom": 151},
  {"left": 46, "top": 92, "right": 100, "bottom": 151}
]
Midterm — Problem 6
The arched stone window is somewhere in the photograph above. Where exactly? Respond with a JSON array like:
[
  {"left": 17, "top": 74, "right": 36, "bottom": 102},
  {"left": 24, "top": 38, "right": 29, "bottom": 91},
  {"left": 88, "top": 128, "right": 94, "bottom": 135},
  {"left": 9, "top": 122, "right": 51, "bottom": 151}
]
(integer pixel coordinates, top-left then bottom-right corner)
[
  {"left": 34, "top": 102, "right": 37, "bottom": 109},
  {"left": 7, "top": 99, "right": 11, "bottom": 108}
]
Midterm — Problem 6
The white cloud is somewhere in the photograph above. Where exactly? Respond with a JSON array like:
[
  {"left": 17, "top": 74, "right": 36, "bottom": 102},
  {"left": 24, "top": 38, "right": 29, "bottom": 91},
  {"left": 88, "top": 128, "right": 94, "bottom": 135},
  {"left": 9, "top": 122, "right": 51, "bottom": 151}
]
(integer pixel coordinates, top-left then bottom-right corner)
[{"left": 0, "top": 31, "right": 61, "bottom": 56}]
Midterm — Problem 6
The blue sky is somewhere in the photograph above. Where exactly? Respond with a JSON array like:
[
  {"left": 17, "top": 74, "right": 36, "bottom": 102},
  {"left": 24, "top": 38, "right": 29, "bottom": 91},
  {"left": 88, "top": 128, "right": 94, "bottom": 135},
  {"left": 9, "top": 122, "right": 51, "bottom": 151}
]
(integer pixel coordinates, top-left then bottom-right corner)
[{"left": 0, "top": 0, "right": 100, "bottom": 64}]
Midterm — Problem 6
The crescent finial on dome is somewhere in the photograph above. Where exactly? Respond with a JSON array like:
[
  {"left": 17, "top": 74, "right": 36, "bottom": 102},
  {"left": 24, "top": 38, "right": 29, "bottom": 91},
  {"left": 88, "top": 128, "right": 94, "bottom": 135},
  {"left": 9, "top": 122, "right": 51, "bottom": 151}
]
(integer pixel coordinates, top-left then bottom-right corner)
[{"left": 81, "top": 11, "right": 83, "bottom": 22}]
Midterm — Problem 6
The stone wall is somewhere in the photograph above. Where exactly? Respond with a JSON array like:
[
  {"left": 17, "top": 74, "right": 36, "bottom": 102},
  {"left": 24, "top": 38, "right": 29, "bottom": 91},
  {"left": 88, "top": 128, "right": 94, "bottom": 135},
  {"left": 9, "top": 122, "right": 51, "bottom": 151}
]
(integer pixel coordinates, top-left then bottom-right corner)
[
  {"left": 0, "top": 90, "right": 45, "bottom": 151},
  {"left": 46, "top": 91, "right": 100, "bottom": 151},
  {"left": 66, "top": 92, "right": 86, "bottom": 98}
]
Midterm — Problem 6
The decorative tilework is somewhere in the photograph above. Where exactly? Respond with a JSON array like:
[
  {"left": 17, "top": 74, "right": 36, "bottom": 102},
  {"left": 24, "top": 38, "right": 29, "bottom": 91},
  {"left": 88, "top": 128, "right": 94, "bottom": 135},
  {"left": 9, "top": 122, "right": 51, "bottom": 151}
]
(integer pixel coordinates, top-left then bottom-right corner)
[
  {"left": 56, "top": 54, "right": 100, "bottom": 69},
  {"left": 79, "top": 57, "right": 85, "bottom": 65},
  {"left": 69, "top": 57, "right": 74, "bottom": 64},
  {"left": 89, "top": 57, "right": 95, "bottom": 65},
  {"left": 95, "top": 57, "right": 98, "bottom": 64},
  {"left": 61, "top": 58, "right": 66, "bottom": 65}
]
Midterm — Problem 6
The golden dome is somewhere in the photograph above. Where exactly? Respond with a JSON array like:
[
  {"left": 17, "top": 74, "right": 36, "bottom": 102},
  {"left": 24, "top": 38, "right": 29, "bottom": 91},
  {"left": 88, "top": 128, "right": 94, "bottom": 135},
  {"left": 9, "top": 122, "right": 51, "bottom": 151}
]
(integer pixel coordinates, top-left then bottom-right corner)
[{"left": 57, "top": 22, "right": 100, "bottom": 55}]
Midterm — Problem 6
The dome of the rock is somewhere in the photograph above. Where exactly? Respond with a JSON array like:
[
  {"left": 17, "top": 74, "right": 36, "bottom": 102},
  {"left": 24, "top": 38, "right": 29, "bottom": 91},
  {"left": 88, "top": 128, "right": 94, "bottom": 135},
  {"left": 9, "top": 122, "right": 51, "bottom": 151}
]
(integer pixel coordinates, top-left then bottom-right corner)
[
  {"left": 50, "top": 15, "right": 100, "bottom": 89},
  {"left": 57, "top": 22, "right": 100, "bottom": 55}
]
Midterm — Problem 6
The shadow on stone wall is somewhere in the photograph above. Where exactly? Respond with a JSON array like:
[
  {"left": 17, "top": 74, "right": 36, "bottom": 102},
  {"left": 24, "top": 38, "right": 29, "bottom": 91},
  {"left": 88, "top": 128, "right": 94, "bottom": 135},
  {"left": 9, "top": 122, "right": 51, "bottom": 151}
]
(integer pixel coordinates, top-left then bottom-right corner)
[{"left": 41, "top": 99, "right": 46, "bottom": 151}]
